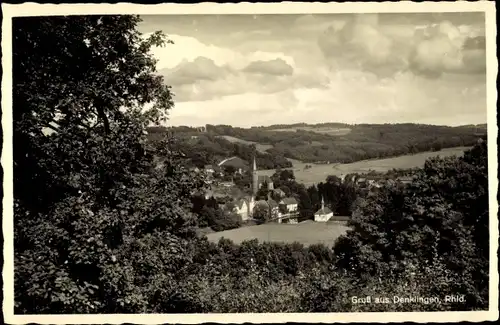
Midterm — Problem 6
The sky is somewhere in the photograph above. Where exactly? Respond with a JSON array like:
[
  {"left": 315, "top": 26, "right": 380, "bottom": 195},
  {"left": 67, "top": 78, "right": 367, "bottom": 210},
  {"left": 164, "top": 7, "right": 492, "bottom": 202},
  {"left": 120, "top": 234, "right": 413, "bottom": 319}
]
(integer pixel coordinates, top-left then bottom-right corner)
[{"left": 137, "top": 13, "right": 487, "bottom": 127}]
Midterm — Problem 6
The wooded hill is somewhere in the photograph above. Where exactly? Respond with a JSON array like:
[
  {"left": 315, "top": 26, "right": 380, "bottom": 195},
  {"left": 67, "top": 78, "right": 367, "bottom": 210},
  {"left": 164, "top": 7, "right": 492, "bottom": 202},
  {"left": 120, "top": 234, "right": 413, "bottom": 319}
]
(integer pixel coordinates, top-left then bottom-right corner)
[{"left": 147, "top": 123, "right": 485, "bottom": 167}]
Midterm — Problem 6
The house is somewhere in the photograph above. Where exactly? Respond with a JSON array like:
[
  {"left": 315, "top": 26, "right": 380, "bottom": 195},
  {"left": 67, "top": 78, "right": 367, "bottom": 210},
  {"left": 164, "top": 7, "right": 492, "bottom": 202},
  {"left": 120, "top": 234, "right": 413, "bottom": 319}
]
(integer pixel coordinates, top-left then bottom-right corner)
[
  {"left": 279, "top": 197, "right": 298, "bottom": 212},
  {"left": 314, "top": 197, "right": 333, "bottom": 222},
  {"left": 278, "top": 197, "right": 299, "bottom": 224},
  {"left": 234, "top": 198, "right": 251, "bottom": 221},
  {"left": 204, "top": 164, "right": 215, "bottom": 174},
  {"left": 356, "top": 177, "right": 368, "bottom": 187},
  {"left": 386, "top": 179, "right": 396, "bottom": 186},
  {"left": 396, "top": 176, "right": 414, "bottom": 185},
  {"left": 257, "top": 175, "right": 271, "bottom": 189},
  {"left": 273, "top": 188, "right": 286, "bottom": 199}
]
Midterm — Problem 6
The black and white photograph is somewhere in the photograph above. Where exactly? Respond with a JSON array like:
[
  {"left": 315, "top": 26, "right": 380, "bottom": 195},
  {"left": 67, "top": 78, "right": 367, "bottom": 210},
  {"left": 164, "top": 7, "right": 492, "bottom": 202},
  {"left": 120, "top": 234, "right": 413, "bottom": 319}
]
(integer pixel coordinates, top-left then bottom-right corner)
[{"left": 2, "top": 1, "right": 498, "bottom": 323}]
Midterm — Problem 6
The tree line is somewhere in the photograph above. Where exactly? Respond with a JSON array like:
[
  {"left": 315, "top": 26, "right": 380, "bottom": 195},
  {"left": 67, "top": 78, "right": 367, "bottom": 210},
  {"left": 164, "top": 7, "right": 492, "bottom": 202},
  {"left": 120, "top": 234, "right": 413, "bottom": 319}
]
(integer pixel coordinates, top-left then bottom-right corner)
[{"left": 13, "top": 16, "right": 489, "bottom": 313}]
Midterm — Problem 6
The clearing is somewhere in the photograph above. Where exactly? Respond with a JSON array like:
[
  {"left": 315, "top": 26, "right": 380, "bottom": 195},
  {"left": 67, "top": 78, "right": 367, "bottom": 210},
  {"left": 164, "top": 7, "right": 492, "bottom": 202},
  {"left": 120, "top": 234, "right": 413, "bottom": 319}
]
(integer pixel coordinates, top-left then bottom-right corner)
[
  {"left": 257, "top": 147, "right": 470, "bottom": 186},
  {"left": 205, "top": 220, "right": 349, "bottom": 247}
]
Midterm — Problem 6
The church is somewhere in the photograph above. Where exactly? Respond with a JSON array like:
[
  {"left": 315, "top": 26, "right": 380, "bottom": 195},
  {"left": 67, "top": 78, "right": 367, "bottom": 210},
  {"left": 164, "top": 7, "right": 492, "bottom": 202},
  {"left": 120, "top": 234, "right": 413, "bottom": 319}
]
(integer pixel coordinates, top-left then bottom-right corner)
[
  {"left": 234, "top": 157, "right": 299, "bottom": 224},
  {"left": 314, "top": 197, "right": 333, "bottom": 222}
]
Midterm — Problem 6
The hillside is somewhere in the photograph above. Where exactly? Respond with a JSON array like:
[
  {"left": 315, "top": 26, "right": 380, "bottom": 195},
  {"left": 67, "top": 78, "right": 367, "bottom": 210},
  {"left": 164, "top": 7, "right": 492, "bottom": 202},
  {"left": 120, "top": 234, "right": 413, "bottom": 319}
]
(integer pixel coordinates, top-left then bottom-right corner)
[
  {"left": 147, "top": 123, "right": 485, "bottom": 169},
  {"left": 147, "top": 128, "right": 292, "bottom": 170}
]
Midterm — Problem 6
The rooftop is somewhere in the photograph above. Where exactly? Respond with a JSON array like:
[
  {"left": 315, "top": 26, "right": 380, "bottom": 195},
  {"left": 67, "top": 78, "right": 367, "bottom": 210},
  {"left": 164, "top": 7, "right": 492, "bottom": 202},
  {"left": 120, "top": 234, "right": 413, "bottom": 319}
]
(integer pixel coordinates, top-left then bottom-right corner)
[
  {"left": 280, "top": 197, "right": 298, "bottom": 205},
  {"left": 315, "top": 207, "right": 332, "bottom": 215}
]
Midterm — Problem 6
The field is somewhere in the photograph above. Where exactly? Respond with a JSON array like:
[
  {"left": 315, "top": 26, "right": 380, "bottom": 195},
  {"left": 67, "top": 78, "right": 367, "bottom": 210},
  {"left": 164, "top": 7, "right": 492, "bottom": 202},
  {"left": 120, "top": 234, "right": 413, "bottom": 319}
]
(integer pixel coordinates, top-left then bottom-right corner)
[
  {"left": 257, "top": 146, "right": 470, "bottom": 186},
  {"left": 216, "top": 135, "right": 273, "bottom": 153},
  {"left": 205, "top": 220, "right": 350, "bottom": 247},
  {"left": 269, "top": 126, "right": 352, "bottom": 136}
]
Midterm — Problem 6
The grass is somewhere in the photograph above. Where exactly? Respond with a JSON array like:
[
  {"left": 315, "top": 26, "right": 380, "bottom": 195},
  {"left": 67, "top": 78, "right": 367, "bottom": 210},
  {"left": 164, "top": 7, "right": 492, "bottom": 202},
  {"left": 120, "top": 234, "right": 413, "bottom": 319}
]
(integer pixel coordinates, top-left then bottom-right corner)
[
  {"left": 257, "top": 147, "right": 470, "bottom": 186},
  {"left": 217, "top": 135, "right": 273, "bottom": 153},
  {"left": 205, "top": 220, "right": 350, "bottom": 247},
  {"left": 216, "top": 133, "right": 469, "bottom": 186}
]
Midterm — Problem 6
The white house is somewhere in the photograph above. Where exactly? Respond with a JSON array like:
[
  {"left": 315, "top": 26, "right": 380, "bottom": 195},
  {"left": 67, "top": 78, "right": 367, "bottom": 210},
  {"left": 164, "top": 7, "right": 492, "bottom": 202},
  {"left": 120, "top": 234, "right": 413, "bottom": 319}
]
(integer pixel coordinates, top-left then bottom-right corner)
[
  {"left": 278, "top": 197, "right": 299, "bottom": 224},
  {"left": 279, "top": 197, "right": 298, "bottom": 212},
  {"left": 314, "top": 197, "right": 333, "bottom": 222},
  {"left": 234, "top": 198, "right": 251, "bottom": 221}
]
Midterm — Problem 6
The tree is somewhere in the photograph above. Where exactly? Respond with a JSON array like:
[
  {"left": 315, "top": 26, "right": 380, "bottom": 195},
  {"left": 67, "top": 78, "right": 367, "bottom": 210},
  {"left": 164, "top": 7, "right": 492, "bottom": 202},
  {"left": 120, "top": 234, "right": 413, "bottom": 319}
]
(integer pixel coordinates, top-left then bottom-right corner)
[
  {"left": 253, "top": 204, "right": 270, "bottom": 224},
  {"left": 256, "top": 183, "right": 270, "bottom": 200},
  {"left": 14, "top": 16, "right": 173, "bottom": 214},
  {"left": 224, "top": 165, "right": 237, "bottom": 175},
  {"left": 306, "top": 185, "right": 321, "bottom": 211},
  {"left": 280, "top": 170, "right": 295, "bottom": 182},
  {"left": 333, "top": 143, "right": 489, "bottom": 309},
  {"left": 13, "top": 15, "right": 206, "bottom": 314},
  {"left": 297, "top": 188, "right": 314, "bottom": 220}
]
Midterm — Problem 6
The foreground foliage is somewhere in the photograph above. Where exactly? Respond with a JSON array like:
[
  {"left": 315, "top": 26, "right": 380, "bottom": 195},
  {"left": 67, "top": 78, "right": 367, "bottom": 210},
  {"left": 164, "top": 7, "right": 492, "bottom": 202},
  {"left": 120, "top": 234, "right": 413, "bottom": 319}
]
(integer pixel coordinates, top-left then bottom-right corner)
[{"left": 14, "top": 15, "right": 489, "bottom": 313}]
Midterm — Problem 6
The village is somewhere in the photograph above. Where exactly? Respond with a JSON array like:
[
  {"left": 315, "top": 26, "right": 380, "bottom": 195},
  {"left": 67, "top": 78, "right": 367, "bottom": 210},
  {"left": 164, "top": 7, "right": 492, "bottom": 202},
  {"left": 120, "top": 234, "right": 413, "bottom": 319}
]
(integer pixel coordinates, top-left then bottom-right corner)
[{"left": 193, "top": 155, "right": 415, "bottom": 228}]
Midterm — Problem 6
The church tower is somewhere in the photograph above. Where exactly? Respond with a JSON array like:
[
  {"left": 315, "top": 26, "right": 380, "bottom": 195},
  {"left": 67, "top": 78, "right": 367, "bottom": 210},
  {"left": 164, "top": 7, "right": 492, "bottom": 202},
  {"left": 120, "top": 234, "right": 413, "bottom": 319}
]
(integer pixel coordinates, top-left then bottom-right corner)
[{"left": 252, "top": 156, "right": 258, "bottom": 196}]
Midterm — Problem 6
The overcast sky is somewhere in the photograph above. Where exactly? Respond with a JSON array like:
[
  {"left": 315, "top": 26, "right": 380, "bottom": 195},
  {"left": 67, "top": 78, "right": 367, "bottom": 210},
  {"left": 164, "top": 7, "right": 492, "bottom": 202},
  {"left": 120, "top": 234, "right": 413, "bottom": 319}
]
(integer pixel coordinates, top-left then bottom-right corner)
[{"left": 137, "top": 13, "right": 487, "bottom": 127}]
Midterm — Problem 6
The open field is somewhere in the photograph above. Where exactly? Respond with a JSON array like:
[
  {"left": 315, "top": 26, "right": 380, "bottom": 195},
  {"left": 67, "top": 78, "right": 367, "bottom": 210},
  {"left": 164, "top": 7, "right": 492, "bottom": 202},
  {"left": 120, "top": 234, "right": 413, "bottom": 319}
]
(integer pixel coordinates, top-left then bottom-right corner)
[
  {"left": 257, "top": 146, "right": 470, "bottom": 186},
  {"left": 270, "top": 126, "right": 352, "bottom": 136},
  {"left": 216, "top": 135, "right": 273, "bottom": 153},
  {"left": 205, "top": 220, "right": 350, "bottom": 247}
]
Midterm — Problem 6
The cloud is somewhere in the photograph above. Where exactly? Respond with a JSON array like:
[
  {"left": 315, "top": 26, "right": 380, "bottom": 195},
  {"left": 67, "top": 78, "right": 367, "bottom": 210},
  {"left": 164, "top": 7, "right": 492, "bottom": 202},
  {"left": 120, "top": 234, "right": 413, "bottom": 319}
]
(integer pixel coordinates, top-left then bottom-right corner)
[
  {"left": 409, "top": 22, "right": 486, "bottom": 77},
  {"left": 164, "top": 63, "right": 325, "bottom": 102},
  {"left": 140, "top": 14, "right": 487, "bottom": 127},
  {"left": 147, "top": 32, "right": 296, "bottom": 70},
  {"left": 167, "top": 68, "right": 486, "bottom": 127},
  {"left": 157, "top": 53, "right": 322, "bottom": 102},
  {"left": 242, "top": 58, "right": 294, "bottom": 76},
  {"left": 317, "top": 14, "right": 486, "bottom": 78},
  {"left": 160, "top": 57, "right": 231, "bottom": 86},
  {"left": 318, "top": 14, "right": 407, "bottom": 77}
]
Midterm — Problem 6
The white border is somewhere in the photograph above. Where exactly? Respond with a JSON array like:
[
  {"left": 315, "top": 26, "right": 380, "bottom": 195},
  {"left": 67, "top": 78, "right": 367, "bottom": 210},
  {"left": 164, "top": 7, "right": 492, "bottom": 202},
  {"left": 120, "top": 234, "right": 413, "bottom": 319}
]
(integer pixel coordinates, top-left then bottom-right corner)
[{"left": 2, "top": 2, "right": 498, "bottom": 324}]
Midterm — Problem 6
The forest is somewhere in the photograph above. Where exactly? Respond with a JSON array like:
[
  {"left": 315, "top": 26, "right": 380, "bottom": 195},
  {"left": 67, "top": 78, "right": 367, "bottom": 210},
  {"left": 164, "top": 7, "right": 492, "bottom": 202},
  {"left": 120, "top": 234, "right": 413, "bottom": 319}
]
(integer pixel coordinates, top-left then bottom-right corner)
[
  {"left": 148, "top": 128, "right": 292, "bottom": 169},
  {"left": 147, "top": 122, "right": 483, "bottom": 168},
  {"left": 13, "top": 15, "right": 489, "bottom": 313},
  {"left": 204, "top": 123, "right": 482, "bottom": 163}
]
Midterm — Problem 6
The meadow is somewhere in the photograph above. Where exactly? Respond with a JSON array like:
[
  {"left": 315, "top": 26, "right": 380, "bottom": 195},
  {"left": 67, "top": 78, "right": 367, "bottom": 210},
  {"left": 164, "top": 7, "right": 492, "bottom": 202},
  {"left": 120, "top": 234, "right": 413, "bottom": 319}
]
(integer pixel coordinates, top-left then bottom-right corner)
[
  {"left": 257, "top": 146, "right": 470, "bottom": 186},
  {"left": 205, "top": 220, "right": 350, "bottom": 247}
]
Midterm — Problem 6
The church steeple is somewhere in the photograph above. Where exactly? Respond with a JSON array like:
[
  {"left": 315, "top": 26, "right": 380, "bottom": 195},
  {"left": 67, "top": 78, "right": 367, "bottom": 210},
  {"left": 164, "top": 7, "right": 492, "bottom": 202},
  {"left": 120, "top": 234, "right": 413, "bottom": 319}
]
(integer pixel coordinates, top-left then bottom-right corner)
[
  {"left": 252, "top": 155, "right": 258, "bottom": 196},
  {"left": 321, "top": 196, "right": 325, "bottom": 210}
]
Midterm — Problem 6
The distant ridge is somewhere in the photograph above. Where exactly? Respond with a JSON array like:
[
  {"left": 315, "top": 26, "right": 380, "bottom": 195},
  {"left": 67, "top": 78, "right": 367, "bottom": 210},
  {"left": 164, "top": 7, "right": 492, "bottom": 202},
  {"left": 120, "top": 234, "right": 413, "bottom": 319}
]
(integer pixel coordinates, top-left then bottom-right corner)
[{"left": 147, "top": 122, "right": 487, "bottom": 132}]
